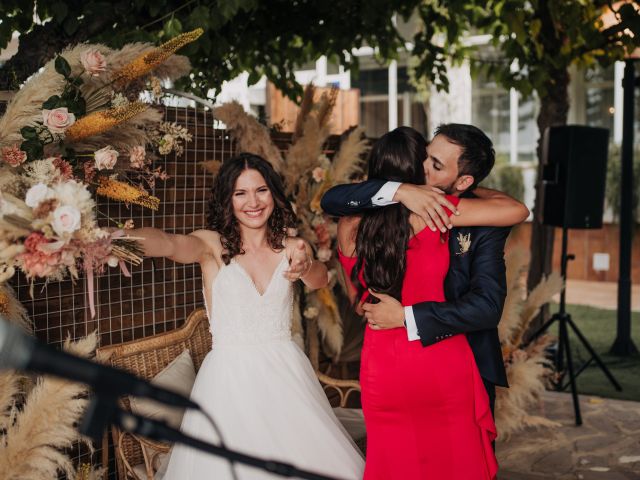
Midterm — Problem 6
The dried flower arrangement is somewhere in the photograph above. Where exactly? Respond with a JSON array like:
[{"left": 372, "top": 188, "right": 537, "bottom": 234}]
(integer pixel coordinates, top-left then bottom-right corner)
[{"left": 0, "top": 30, "right": 202, "bottom": 317}]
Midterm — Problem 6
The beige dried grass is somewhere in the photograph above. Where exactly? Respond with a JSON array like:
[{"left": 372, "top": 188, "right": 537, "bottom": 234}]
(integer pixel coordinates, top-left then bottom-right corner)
[
  {"left": 213, "top": 102, "right": 283, "bottom": 171},
  {"left": 0, "top": 283, "right": 32, "bottom": 332},
  {"left": 0, "top": 332, "right": 98, "bottom": 480},
  {"left": 293, "top": 84, "right": 316, "bottom": 140},
  {"left": 0, "top": 41, "right": 190, "bottom": 150},
  {"left": 495, "top": 338, "right": 560, "bottom": 438},
  {"left": 329, "top": 127, "right": 368, "bottom": 184},
  {"left": 283, "top": 117, "right": 330, "bottom": 196}
]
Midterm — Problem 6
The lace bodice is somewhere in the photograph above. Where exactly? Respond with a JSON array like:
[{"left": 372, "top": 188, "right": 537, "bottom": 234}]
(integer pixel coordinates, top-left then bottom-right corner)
[{"left": 207, "top": 255, "right": 293, "bottom": 346}]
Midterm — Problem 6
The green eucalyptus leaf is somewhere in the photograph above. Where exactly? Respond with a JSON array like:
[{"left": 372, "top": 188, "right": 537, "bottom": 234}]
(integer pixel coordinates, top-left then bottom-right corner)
[{"left": 54, "top": 56, "right": 72, "bottom": 78}]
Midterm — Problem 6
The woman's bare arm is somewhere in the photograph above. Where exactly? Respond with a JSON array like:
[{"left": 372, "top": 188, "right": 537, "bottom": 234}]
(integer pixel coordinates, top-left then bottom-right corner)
[
  {"left": 452, "top": 188, "right": 529, "bottom": 227},
  {"left": 131, "top": 228, "right": 218, "bottom": 264}
]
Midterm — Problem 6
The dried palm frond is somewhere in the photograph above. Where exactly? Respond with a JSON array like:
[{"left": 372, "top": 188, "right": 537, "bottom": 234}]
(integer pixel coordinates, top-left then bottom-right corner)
[
  {"left": 315, "top": 287, "right": 343, "bottom": 357},
  {"left": 0, "top": 66, "right": 68, "bottom": 148},
  {"left": 0, "top": 283, "right": 32, "bottom": 332},
  {"left": 66, "top": 107, "right": 162, "bottom": 155},
  {"left": 283, "top": 117, "right": 330, "bottom": 195},
  {"left": 111, "top": 29, "right": 203, "bottom": 87},
  {"left": 316, "top": 88, "right": 338, "bottom": 130},
  {"left": 213, "top": 102, "right": 284, "bottom": 171},
  {"left": 293, "top": 84, "right": 316, "bottom": 140},
  {"left": 497, "top": 247, "right": 529, "bottom": 347},
  {"left": 520, "top": 272, "right": 564, "bottom": 328},
  {"left": 0, "top": 370, "right": 22, "bottom": 431},
  {"left": 0, "top": 166, "right": 23, "bottom": 196},
  {"left": 200, "top": 160, "right": 223, "bottom": 176},
  {"left": 306, "top": 318, "right": 320, "bottom": 370},
  {"left": 505, "top": 247, "right": 529, "bottom": 292},
  {"left": 495, "top": 342, "right": 560, "bottom": 438},
  {"left": 0, "top": 333, "right": 98, "bottom": 480},
  {"left": 329, "top": 127, "right": 368, "bottom": 184}
]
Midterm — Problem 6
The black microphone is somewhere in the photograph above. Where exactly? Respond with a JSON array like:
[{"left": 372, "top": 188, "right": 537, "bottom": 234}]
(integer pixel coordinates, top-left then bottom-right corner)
[{"left": 0, "top": 316, "right": 197, "bottom": 409}]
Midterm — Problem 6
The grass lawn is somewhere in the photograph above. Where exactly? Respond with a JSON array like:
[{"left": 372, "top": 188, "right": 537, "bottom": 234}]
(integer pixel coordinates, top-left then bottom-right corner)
[{"left": 546, "top": 303, "right": 640, "bottom": 401}]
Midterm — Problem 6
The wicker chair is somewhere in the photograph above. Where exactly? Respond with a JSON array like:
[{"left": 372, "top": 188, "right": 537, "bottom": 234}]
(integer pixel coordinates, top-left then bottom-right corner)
[
  {"left": 97, "top": 309, "right": 364, "bottom": 479},
  {"left": 97, "top": 309, "right": 212, "bottom": 480}
]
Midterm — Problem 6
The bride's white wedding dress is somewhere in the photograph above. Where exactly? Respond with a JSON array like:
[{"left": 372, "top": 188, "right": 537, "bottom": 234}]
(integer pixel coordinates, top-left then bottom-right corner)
[{"left": 162, "top": 254, "right": 365, "bottom": 480}]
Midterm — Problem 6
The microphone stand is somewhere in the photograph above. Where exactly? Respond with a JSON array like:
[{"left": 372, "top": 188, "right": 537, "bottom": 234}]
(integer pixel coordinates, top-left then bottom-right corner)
[{"left": 81, "top": 396, "right": 343, "bottom": 480}]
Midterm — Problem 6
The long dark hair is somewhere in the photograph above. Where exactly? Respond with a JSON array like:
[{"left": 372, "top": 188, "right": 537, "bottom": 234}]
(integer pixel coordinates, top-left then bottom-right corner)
[
  {"left": 353, "top": 127, "right": 427, "bottom": 302},
  {"left": 207, "top": 153, "right": 297, "bottom": 264}
]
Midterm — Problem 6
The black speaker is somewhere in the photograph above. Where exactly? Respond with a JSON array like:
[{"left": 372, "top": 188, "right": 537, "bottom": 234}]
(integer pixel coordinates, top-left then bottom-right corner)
[{"left": 542, "top": 125, "right": 609, "bottom": 229}]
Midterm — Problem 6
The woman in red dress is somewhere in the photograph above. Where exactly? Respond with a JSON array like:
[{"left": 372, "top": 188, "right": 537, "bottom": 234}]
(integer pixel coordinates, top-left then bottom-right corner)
[{"left": 337, "top": 127, "right": 528, "bottom": 480}]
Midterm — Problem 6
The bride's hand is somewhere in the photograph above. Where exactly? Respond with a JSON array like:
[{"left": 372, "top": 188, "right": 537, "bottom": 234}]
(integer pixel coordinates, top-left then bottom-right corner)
[{"left": 283, "top": 239, "right": 312, "bottom": 281}]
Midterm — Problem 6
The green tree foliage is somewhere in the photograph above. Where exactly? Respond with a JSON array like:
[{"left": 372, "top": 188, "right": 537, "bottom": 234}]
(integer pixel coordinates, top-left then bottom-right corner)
[
  {"left": 0, "top": 0, "right": 421, "bottom": 99},
  {"left": 410, "top": 0, "right": 639, "bottom": 301}
]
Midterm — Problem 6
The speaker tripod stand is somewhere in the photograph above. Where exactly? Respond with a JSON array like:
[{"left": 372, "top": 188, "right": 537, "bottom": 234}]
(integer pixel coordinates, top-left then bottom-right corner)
[{"left": 530, "top": 227, "right": 622, "bottom": 426}]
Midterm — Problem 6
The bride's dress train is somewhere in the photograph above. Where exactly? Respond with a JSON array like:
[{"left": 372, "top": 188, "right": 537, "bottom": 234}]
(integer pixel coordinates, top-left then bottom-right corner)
[{"left": 162, "top": 255, "right": 364, "bottom": 479}]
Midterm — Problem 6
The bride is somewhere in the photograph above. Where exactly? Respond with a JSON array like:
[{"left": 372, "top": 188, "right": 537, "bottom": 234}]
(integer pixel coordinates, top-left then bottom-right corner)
[{"left": 132, "top": 153, "right": 364, "bottom": 479}]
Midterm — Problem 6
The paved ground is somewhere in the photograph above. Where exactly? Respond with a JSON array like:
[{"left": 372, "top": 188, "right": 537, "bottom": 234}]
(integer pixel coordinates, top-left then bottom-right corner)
[
  {"left": 498, "top": 391, "right": 640, "bottom": 479},
  {"left": 557, "top": 280, "right": 640, "bottom": 312}
]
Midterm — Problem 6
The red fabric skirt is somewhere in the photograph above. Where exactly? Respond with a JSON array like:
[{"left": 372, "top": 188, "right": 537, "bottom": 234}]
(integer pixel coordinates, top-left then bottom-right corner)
[{"left": 360, "top": 326, "right": 498, "bottom": 480}]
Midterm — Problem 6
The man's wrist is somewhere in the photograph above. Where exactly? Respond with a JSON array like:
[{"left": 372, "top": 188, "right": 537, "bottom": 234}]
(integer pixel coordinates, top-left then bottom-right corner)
[{"left": 392, "top": 183, "right": 406, "bottom": 203}]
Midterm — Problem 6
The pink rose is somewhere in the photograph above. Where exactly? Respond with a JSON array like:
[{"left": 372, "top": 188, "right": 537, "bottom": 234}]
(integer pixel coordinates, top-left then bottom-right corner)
[
  {"left": 80, "top": 49, "right": 107, "bottom": 76},
  {"left": 129, "top": 146, "right": 146, "bottom": 169},
  {"left": 94, "top": 146, "right": 119, "bottom": 170},
  {"left": 42, "top": 107, "right": 76, "bottom": 134}
]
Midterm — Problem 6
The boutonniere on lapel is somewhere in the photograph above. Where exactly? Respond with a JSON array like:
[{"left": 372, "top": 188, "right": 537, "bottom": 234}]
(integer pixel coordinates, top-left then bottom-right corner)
[{"left": 456, "top": 232, "right": 471, "bottom": 255}]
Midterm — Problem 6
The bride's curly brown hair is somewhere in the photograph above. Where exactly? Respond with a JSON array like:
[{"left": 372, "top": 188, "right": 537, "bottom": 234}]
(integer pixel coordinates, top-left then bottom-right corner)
[{"left": 207, "top": 153, "right": 297, "bottom": 264}]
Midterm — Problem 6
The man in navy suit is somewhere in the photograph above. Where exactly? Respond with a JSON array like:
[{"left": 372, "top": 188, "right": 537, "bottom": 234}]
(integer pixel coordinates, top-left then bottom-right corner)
[{"left": 321, "top": 123, "right": 511, "bottom": 415}]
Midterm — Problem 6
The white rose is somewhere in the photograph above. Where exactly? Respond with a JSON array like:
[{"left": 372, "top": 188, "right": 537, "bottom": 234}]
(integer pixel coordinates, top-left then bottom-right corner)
[
  {"left": 317, "top": 247, "right": 332, "bottom": 262},
  {"left": 94, "top": 146, "right": 119, "bottom": 170},
  {"left": 106, "top": 255, "right": 120, "bottom": 268},
  {"left": 80, "top": 49, "right": 107, "bottom": 76},
  {"left": 51, "top": 205, "right": 81, "bottom": 236},
  {"left": 42, "top": 108, "right": 76, "bottom": 134},
  {"left": 25, "top": 183, "right": 51, "bottom": 208}
]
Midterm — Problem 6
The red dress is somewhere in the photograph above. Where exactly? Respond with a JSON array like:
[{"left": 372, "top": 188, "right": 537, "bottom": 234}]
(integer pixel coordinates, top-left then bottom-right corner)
[{"left": 338, "top": 198, "right": 498, "bottom": 480}]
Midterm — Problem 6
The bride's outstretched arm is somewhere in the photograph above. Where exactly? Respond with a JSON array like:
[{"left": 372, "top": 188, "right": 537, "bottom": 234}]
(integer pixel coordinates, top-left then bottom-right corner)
[{"left": 131, "top": 228, "right": 214, "bottom": 264}]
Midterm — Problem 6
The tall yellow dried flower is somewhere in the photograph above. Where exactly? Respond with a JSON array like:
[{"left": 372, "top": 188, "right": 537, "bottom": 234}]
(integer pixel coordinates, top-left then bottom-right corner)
[
  {"left": 111, "top": 28, "right": 204, "bottom": 85},
  {"left": 96, "top": 176, "right": 160, "bottom": 210},
  {"left": 65, "top": 102, "right": 148, "bottom": 142}
]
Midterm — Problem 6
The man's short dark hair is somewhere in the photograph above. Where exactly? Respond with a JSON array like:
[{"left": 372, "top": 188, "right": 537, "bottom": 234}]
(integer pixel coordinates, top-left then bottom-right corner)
[{"left": 433, "top": 123, "right": 495, "bottom": 189}]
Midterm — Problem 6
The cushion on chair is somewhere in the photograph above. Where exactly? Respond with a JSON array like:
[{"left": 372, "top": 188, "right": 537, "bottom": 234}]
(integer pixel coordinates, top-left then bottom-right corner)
[{"left": 129, "top": 349, "right": 196, "bottom": 429}]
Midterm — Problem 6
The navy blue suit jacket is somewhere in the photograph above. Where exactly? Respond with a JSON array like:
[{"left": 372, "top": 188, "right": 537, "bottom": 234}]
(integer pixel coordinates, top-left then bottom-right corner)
[{"left": 321, "top": 179, "right": 509, "bottom": 387}]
